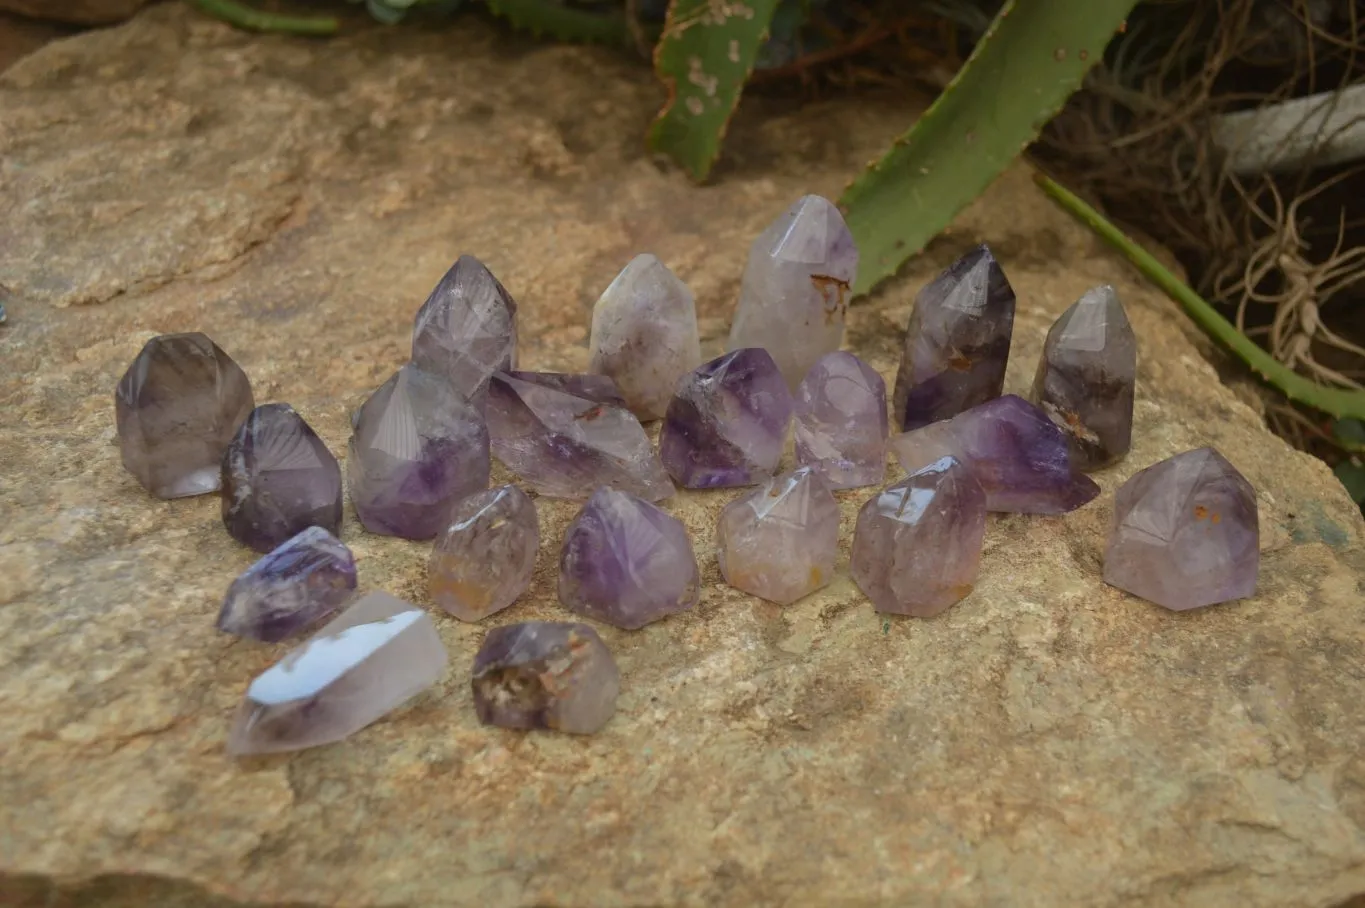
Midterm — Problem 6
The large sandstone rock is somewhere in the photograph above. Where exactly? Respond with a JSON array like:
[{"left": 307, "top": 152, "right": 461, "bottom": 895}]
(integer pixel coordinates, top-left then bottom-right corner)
[{"left": 2, "top": 6, "right": 1364, "bottom": 907}]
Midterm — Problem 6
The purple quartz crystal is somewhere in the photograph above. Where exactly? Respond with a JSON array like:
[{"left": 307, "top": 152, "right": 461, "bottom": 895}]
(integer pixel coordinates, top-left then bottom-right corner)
[
  {"left": 716, "top": 467, "right": 840, "bottom": 605},
  {"left": 226, "top": 591, "right": 449, "bottom": 755},
  {"left": 429, "top": 484, "right": 540, "bottom": 622},
  {"left": 471, "top": 621, "right": 620, "bottom": 734},
  {"left": 347, "top": 363, "right": 491, "bottom": 541},
  {"left": 1029, "top": 285, "right": 1137, "bottom": 471},
  {"left": 1103, "top": 447, "right": 1258, "bottom": 610},
  {"left": 589, "top": 254, "right": 702, "bottom": 420},
  {"left": 485, "top": 371, "right": 673, "bottom": 501},
  {"left": 794, "top": 351, "right": 888, "bottom": 490},
  {"left": 217, "top": 526, "right": 357, "bottom": 643},
  {"left": 559, "top": 487, "right": 700, "bottom": 629},
  {"left": 659, "top": 348, "right": 794, "bottom": 489},
  {"left": 410, "top": 255, "right": 518, "bottom": 406},
  {"left": 889, "top": 394, "right": 1099, "bottom": 515},
  {"left": 850, "top": 455, "right": 987, "bottom": 617},
  {"left": 892, "top": 244, "right": 1016, "bottom": 431},
  {"left": 727, "top": 195, "right": 860, "bottom": 388},
  {"left": 221, "top": 404, "right": 343, "bottom": 553},
  {"left": 115, "top": 332, "right": 255, "bottom": 498}
]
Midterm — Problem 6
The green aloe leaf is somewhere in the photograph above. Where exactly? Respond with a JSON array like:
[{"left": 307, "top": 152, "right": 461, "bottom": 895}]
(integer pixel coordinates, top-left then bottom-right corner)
[
  {"left": 838, "top": 0, "right": 1138, "bottom": 297},
  {"left": 647, "top": 0, "right": 783, "bottom": 181},
  {"left": 484, "top": 0, "right": 632, "bottom": 45}
]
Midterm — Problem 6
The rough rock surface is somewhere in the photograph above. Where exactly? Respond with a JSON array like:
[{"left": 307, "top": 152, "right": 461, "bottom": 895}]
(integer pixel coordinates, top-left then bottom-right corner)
[
  {"left": 1, "top": 7, "right": 1364, "bottom": 907},
  {"left": 0, "top": 0, "right": 149, "bottom": 25}
]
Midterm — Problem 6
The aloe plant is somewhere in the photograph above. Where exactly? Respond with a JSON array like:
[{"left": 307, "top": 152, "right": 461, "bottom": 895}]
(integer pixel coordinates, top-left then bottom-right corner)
[{"left": 838, "top": 0, "right": 1139, "bottom": 296}]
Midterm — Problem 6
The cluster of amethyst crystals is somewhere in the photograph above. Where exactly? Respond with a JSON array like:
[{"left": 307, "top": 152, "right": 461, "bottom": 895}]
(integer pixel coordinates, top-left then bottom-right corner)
[{"left": 115, "top": 193, "right": 1261, "bottom": 757}]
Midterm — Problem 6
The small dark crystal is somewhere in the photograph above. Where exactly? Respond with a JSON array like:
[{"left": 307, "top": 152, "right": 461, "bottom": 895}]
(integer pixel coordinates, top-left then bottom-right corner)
[{"left": 471, "top": 621, "right": 620, "bottom": 735}]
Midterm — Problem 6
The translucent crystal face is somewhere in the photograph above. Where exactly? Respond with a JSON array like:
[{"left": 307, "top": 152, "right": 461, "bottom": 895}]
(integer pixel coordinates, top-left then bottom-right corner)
[
  {"left": 1103, "top": 447, "right": 1259, "bottom": 610},
  {"left": 1030, "top": 284, "right": 1137, "bottom": 471},
  {"left": 221, "top": 403, "right": 344, "bottom": 553},
  {"left": 589, "top": 254, "right": 702, "bottom": 421},
  {"left": 471, "top": 621, "right": 620, "bottom": 735},
  {"left": 558, "top": 487, "right": 700, "bottom": 630},
  {"left": 485, "top": 371, "right": 673, "bottom": 502},
  {"left": 727, "top": 195, "right": 859, "bottom": 389},
  {"left": 793, "top": 351, "right": 888, "bottom": 490},
  {"left": 115, "top": 332, "right": 255, "bottom": 498},
  {"left": 850, "top": 455, "right": 987, "bottom": 617},
  {"left": 716, "top": 467, "right": 840, "bottom": 605},
  {"left": 892, "top": 244, "right": 1015, "bottom": 431},
  {"left": 429, "top": 485, "right": 540, "bottom": 622},
  {"left": 217, "top": 526, "right": 357, "bottom": 643},
  {"left": 659, "top": 347, "right": 794, "bottom": 490},
  {"left": 411, "top": 254, "right": 518, "bottom": 407}
]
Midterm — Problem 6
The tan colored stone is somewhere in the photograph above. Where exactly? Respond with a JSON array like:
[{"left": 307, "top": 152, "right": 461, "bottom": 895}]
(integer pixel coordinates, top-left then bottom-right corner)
[
  {"left": 2, "top": 6, "right": 1364, "bottom": 907},
  {"left": 0, "top": 0, "right": 149, "bottom": 25}
]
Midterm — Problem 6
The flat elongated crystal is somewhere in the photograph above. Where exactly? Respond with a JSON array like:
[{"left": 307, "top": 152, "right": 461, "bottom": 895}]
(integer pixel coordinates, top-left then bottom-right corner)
[
  {"left": 727, "top": 195, "right": 859, "bottom": 388},
  {"left": 892, "top": 244, "right": 1015, "bottom": 431},
  {"left": 115, "top": 332, "right": 255, "bottom": 498},
  {"left": 347, "top": 363, "right": 491, "bottom": 541},
  {"left": 1030, "top": 285, "right": 1137, "bottom": 470},
  {"left": 1103, "top": 447, "right": 1258, "bottom": 610},
  {"left": 226, "top": 591, "right": 448, "bottom": 755},
  {"left": 589, "top": 254, "right": 702, "bottom": 420},
  {"left": 429, "top": 484, "right": 539, "bottom": 622},
  {"left": 217, "top": 526, "right": 358, "bottom": 643},
  {"left": 411, "top": 255, "right": 518, "bottom": 406},
  {"left": 659, "top": 348, "right": 794, "bottom": 489},
  {"left": 486, "top": 371, "right": 673, "bottom": 501},
  {"left": 559, "top": 487, "right": 700, "bottom": 629},
  {"left": 716, "top": 467, "right": 840, "bottom": 605},
  {"left": 222, "top": 404, "right": 343, "bottom": 553},
  {"left": 850, "top": 455, "right": 987, "bottom": 617},
  {"left": 890, "top": 394, "right": 1099, "bottom": 515},
  {"left": 471, "top": 621, "right": 620, "bottom": 734},
  {"left": 794, "top": 351, "right": 888, "bottom": 490}
]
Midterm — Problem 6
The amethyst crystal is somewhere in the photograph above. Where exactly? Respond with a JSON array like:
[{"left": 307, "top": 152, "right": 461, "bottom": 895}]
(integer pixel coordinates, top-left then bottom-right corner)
[
  {"left": 226, "top": 591, "right": 448, "bottom": 755},
  {"left": 716, "top": 467, "right": 840, "bottom": 605},
  {"left": 471, "top": 621, "right": 620, "bottom": 735},
  {"left": 892, "top": 244, "right": 1016, "bottom": 431},
  {"left": 889, "top": 394, "right": 1099, "bottom": 515},
  {"left": 793, "top": 351, "right": 888, "bottom": 490},
  {"left": 659, "top": 348, "right": 794, "bottom": 489},
  {"left": 485, "top": 371, "right": 673, "bottom": 501},
  {"left": 727, "top": 195, "right": 860, "bottom": 388},
  {"left": 1103, "top": 447, "right": 1259, "bottom": 610},
  {"left": 410, "top": 255, "right": 518, "bottom": 406},
  {"left": 1030, "top": 285, "right": 1137, "bottom": 470},
  {"left": 221, "top": 404, "right": 343, "bottom": 553},
  {"left": 559, "top": 487, "right": 700, "bottom": 629},
  {"left": 347, "top": 363, "right": 491, "bottom": 541},
  {"left": 850, "top": 455, "right": 987, "bottom": 617},
  {"left": 115, "top": 332, "right": 255, "bottom": 498},
  {"left": 589, "top": 254, "right": 702, "bottom": 420},
  {"left": 429, "top": 484, "right": 539, "bottom": 622},
  {"left": 217, "top": 526, "right": 357, "bottom": 643}
]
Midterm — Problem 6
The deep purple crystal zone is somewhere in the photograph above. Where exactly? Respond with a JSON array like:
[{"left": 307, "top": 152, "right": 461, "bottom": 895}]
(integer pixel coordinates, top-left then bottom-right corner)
[{"left": 217, "top": 526, "right": 358, "bottom": 643}]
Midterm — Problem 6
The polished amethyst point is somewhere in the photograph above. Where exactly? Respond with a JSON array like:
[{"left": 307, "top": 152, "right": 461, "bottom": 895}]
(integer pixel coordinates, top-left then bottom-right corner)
[
  {"left": 486, "top": 371, "right": 673, "bottom": 502},
  {"left": 221, "top": 404, "right": 343, "bottom": 553},
  {"left": 889, "top": 394, "right": 1099, "bottom": 515},
  {"left": 589, "top": 254, "right": 702, "bottom": 420},
  {"left": 794, "top": 351, "right": 888, "bottom": 490},
  {"left": 1029, "top": 285, "right": 1137, "bottom": 471},
  {"left": 659, "top": 348, "right": 794, "bottom": 489},
  {"left": 716, "top": 467, "right": 840, "bottom": 605},
  {"left": 559, "top": 487, "right": 700, "bottom": 629},
  {"left": 727, "top": 195, "right": 859, "bottom": 388},
  {"left": 471, "top": 621, "right": 620, "bottom": 734},
  {"left": 115, "top": 332, "right": 255, "bottom": 498},
  {"left": 429, "top": 485, "right": 539, "bottom": 622},
  {"left": 851, "top": 455, "right": 987, "bottom": 617},
  {"left": 227, "top": 591, "right": 448, "bottom": 755},
  {"left": 892, "top": 244, "right": 1016, "bottom": 431},
  {"left": 410, "top": 254, "right": 518, "bottom": 406},
  {"left": 1103, "top": 447, "right": 1258, "bottom": 610},
  {"left": 347, "top": 363, "right": 491, "bottom": 541},
  {"left": 217, "top": 526, "right": 357, "bottom": 643}
]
